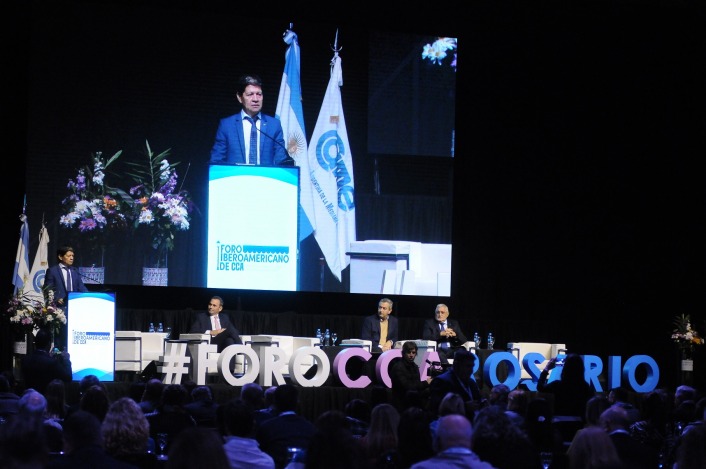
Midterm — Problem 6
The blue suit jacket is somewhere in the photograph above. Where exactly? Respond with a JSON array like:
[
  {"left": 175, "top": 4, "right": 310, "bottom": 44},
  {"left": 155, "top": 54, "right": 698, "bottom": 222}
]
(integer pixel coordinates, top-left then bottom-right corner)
[
  {"left": 209, "top": 113, "right": 293, "bottom": 166},
  {"left": 361, "top": 314, "right": 399, "bottom": 351},
  {"left": 44, "top": 264, "right": 88, "bottom": 304}
]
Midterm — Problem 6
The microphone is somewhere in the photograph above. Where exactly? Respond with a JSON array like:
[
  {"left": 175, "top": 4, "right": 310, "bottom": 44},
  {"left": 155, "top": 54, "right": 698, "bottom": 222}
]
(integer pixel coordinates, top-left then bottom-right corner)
[{"left": 252, "top": 119, "right": 296, "bottom": 166}]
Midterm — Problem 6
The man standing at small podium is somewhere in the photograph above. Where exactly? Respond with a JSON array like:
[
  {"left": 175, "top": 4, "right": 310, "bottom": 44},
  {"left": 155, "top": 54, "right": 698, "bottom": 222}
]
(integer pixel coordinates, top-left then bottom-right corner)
[
  {"left": 44, "top": 246, "right": 88, "bottom": 350},
  {"left": 44, "top": 246, "right": 88, "bottom": 307}
]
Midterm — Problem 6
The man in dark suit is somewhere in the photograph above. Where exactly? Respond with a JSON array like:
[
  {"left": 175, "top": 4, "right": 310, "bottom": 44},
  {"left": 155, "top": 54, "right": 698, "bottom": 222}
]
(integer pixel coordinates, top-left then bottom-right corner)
[
  {"left": 210, "top": 74, "right": 294, "bottom": 166},
  {"left": 44, "top": 246, "right": 89, "bottom": 307},
  {"left": 428, "top": 350, "right": 483, "bottom": 416},
  {"left": 422, "top": 303, "right": 469, "bottom": 363},
  {"left": 360, "top": 297, "right": 399, "bottom": 352},
  {"left": 21, "top": 328, "right": 73, "bottom": 395},
  {"left": 255, "top": 384, "right": 316, "bottom": 469},
  {"left": 189, "top": 296, "right": 242, "bottom": 352},
  {"left": 44, "top": 245, "right": 89, "bottom": 351}
]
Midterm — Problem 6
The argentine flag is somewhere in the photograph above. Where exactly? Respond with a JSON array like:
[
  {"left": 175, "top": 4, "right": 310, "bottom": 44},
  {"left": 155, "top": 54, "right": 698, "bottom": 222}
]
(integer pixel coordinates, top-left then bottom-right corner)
[
  {"left": 307, "top": 50, "right": 356, "bottom": 281},
  {"left": 276, "top": 28, "right": 314, "bottom": 241},
  {"left": 13, "top": 214, "right": 30, "bottom": 295}
]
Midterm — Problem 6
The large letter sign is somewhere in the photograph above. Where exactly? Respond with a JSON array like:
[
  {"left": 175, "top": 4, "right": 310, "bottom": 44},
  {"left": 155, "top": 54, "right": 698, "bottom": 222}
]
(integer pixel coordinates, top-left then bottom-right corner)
[{"left": 161, "top": 343, "right": 660, "bottom": 393}]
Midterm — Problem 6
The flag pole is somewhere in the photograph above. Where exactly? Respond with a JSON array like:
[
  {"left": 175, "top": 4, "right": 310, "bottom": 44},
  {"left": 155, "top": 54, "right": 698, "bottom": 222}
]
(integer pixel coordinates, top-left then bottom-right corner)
[{"left": 333, "top": 29, "right": 340, "bottom": 52}]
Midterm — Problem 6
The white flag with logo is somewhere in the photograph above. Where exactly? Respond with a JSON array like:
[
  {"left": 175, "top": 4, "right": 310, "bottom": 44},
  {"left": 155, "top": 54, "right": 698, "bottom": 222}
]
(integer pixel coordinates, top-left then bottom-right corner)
[
  {"left": 307, "top": 52, "right": 356, "bottom": 281},
  {"left": 13, "top": 214, "right": 30, "bottom": 295},
  {"left": 276, "top": 28, "right": 314, "bottom": 241},
  {"left": 24, "top": 224, "right": 50, "bottom": 303}
]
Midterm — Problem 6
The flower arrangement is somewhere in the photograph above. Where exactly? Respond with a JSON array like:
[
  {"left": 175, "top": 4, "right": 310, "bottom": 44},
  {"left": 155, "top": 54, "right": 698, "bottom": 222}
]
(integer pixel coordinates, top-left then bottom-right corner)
[
  {"left": 59, "top": 150, "right": 132, "bottom": 265},
  {"left": 672, "top": 314, "right": 704, "bottom": 359},
  {"left": 127, "top": 141, "right": 193, "bottom": 267},
  {"left": 5, "top": 287, "right": 66, "bottom": 339},
  {"left": 422, "top": 37, "right": 457, "bottom": 71}
]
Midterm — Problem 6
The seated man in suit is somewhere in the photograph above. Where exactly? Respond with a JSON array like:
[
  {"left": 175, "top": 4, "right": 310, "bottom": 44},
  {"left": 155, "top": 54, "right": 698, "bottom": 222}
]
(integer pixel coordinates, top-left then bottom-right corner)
[
  {"left": 360, "top": 297, "right": 399, "bottom": 352},
  {"left": 189, "top": 296, "right": 242, "bottom": 352},
  {"left": 421, "top": 303, "right": 468, "bottom": 363}
]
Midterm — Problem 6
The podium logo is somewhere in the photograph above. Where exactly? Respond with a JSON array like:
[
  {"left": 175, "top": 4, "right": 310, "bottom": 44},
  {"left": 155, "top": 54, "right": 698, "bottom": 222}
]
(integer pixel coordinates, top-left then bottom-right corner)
[{"left": 215, "top": 243, "right": 290, "bottom": 272}]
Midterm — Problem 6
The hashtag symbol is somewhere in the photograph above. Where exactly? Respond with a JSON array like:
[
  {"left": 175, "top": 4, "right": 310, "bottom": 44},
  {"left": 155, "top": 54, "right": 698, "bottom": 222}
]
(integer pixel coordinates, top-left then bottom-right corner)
[{"left": 159, "top": 342, "right": 191, "bottom": 384}]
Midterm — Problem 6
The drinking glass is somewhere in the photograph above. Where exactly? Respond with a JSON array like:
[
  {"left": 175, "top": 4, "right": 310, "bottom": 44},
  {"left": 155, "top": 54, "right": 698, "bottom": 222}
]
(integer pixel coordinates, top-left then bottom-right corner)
[
  {"left": 157, "top": 433, "right": 168, "bottom": 456},
  {"left": 331, "top": 332, "right": 338, "bottom": 345},
  {"left": 540, "top": 451, "right": 553, "bottom": 469}
]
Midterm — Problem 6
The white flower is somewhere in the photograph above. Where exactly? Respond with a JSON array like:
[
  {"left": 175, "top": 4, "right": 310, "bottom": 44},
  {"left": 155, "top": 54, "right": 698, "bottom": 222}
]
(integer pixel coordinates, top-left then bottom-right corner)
[
  {"left": 422, "top": 37, "right": 458, "bottom": 67},
  {"left": 93, "top": 171, "right": 105, "bottom": 185},
  {"left": 159, "top": 160, "right": 171, "bottom": 181},
  {"left": 59, "top": 212, "right": 80, "bottom": 227},
  {"left": 75, "top": 199, "right": 92, "bottom": 212},
  {"left": 138, "top": 209, "right": 155, "bottom": 224}
]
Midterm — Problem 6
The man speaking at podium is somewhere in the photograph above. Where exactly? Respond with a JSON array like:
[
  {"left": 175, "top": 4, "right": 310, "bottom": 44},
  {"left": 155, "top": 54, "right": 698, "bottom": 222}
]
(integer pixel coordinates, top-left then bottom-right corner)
[
  {"left": 44, "top": 246, "right": 89, "bottom": 306},
  {"left": 210, "top": 74, "right": 294, "bottom": 167},
  {"left": 44, "top": 245, "right": 89, "bottom": 351}
]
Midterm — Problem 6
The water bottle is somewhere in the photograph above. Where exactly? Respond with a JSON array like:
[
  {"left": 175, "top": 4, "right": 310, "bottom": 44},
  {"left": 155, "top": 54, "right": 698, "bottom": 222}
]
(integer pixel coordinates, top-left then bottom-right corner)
[
  {"left": 165, "top": 326, "right": 172, "bottom": 339},
  {"left": 148, "top": 322, "right": 155, "bottom": 333},
  {"left": 324, "top": 328, "right": 331, "bottom": 347},
  {"left": 157, "top": 322, "right": 164, "bottom": 333},
  {"left": 473, "top": 332, "right": 481, "bottom": 348},
  {"left": 316, "top": 328, "right": 322, "bottom": 346},
  {"left": 487, "top": 332, "right": 494, "bottom": 350}
]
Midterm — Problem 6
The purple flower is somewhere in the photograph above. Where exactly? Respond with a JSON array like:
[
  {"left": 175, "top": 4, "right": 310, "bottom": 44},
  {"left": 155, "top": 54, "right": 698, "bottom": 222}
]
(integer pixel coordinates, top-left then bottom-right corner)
[
  {"left": 159, "top": 172, "right": 178, "bottom": 195},
  {"left": 78, "top": 218, "right": 98, "bottom": 232}
]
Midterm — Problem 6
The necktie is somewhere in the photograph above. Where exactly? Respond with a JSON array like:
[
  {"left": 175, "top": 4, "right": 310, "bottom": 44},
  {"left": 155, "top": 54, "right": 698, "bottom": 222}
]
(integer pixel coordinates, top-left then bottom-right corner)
[
  {"left": 245, "top": 115, "right": 258, "bottom": 165},
  {"left": 64, "top": 267, "right": 73, "bottom": 292},
  {"left": 440, "top": 323, "right": 448, "bottom": 350},
  {"left": 213, "top": 314, "right": 221, "bottom": 330}
]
